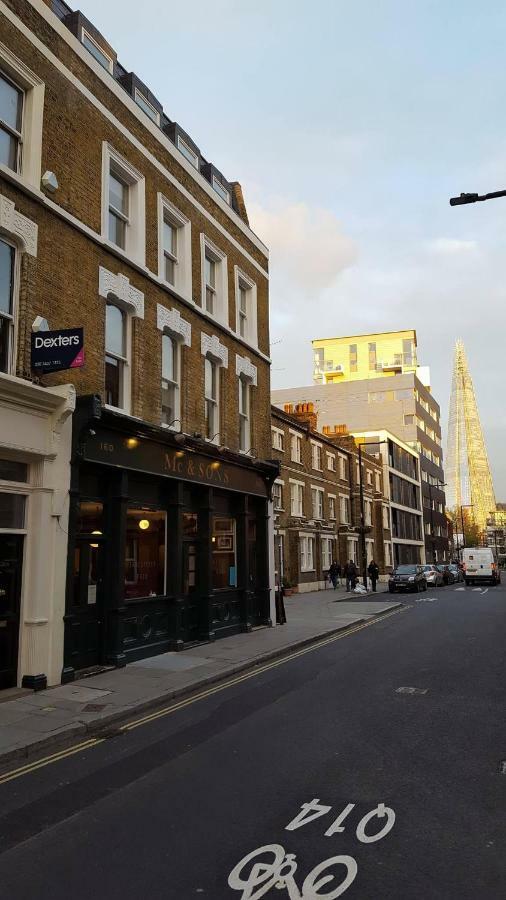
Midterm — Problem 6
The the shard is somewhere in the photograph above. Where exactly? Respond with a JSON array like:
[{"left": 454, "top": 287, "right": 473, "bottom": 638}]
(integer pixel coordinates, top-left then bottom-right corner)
[{"left": 445, "top": 340, "right": 496, "bottom": 532}]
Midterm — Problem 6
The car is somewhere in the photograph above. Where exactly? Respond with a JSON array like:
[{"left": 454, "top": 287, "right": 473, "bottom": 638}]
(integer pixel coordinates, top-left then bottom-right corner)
[
  {"left": 436, "top": 564, "right": 455, "bottom": 585},
  {"left": 388, "top": 565, "right": 428, "bottom": 593},
  {"left": 448, "top": 564, "right": 464, "bottom": 583},
  {"left": 422, "top": 565, "right": 444, "bottom": 587}
]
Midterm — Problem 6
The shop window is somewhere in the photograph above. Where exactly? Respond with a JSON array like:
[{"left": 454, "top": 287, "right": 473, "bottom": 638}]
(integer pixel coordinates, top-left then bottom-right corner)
[
  {"left": 105, "top": 301, "right": 129, "bottom": 411},
  {"left": 77, "top": 501, "right": 103, "bottom": 536},
  {"left": 212, "top": 516, "right": 236, "bottom": 590},
  {"left": 0, "top": 458, "right": 27, "bottom": 483},
  {"left": 124, "top": 508, "right": 166, "bottom": 599},
  {"left": 72, "top": 543, "right": 101, "bottom": 607},
  {"left": 0, "top": 238, "right": 15, "bottom": 374},
  {"left": 161, "top": 333, "right": 180, "bottom": 428},
  {"left": 0, "top": 493, "right": 25, "bottom": 529}
]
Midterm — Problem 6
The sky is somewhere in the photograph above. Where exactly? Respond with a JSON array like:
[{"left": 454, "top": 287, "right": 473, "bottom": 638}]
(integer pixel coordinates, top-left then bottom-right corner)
[{"left": 81, "top": 0, "right": 506, "bottom": 495}]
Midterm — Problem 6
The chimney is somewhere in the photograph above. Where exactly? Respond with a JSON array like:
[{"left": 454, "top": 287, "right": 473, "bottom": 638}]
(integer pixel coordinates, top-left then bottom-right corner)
[
  {"left": 287, "top": 402, "right": 318, "bottom": 432},
  {"left": 230, "top": 182, "right": 249, "bottom": 225}
]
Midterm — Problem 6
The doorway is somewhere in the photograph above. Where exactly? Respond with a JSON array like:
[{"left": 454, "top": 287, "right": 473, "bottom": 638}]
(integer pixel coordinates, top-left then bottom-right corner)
[
  {"left": 69, "top": 539, "right": 105, "bottom": 669},
  {"left": 0, "top": 534, "right": 23, "bottom": 689}
]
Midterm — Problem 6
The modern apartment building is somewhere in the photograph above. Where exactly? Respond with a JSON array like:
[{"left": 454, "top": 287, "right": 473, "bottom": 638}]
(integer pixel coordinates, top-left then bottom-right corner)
[
  {"left": 271, "top": 404, "right": 391, "bottom": 592},
  {"left": 0, "top": 0, "right": 277, "bottom": 690},
  {"left": 312, "top": 329, "right": 428, "bottom": 385},
  {"left": 273, "top": 335, "right": 448, "bottom": 563}
]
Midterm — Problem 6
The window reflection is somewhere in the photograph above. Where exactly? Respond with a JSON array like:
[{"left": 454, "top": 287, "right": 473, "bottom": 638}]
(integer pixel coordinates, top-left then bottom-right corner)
[
  {"left": 124, "top": 508, "right": 166, "bottom": 599},
  {"left": 212, "top": 517, "right": 236, "bottom": 590}
]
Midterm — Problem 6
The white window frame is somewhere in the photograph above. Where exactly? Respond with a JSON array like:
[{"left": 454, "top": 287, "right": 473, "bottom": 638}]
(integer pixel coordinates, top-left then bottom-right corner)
[
  {"left": 212, "top": 175, "right": 230, "bottom": 204},
  {"left": 326, "top": 451, "right": 336, "bottom": 472},
  {"left": 290, "top": 480, "right": 304, "bottom": 517},
  {"left": 290, "top": 430, "right": 303, "bottom": 464},
  {"left": 157, "top": 194, "right": 192, "bottom": 302},
  {"left": 0, "top": 43, "right": 44, "bottom": 188},
  {"left": 375, "top": 471, "right": 381, "bottom": 492},
  {"left": 0, "top": 235, "right": 20, "bottom": 376},
  {"left": 271, "top": 427, "right": 284, "bottom": 451},
  {"left": 328, "top": 495, "right": 336, "bottom": 520},
  {"left": 102, "top": 143, "right": 146, "bottom": 265},
  {"left": 201, "top": 234, "right": 228, "bottom": 325},
  {"left": 104, "top": 299, "right": 132, "bottom": 414},
  {"left": 338, "top": 455, "right": 347, "bottom": 481},
  {"left": 365, "top": 498, "right": 373, "bottom": 526},
  {"left": 311, "top": 486, "right": 324, "bottom": 521},
  {"left": 160, "top": 331, "right": 181, "bottom": 430},
  {"left": 204, "top": 354, "right": 220, "bottom": 443},
  {"left": 366, "top": 470, "right": 373, "bottom": 486},
  {"left": 339, "top": 494, "right": 350, "bottom": 525},
  {"left": 134, "top": 88, "right": 160, "bottom": 125},
  {"left": 347, "top": 536, "right": 359, "bottom": 565},
  {"left": 382, "top": 505, "right": 390, "bottom": 530},
  {"left": 238, "top": 375, "right": 251, "bottom": 453},
  {"left": 273, "top": 479, "right": 284, "bottom": 511},
  {"left": 234, "top": 266, "right": 258, "bottom": 347},
  {"left": 321, "top": 536, "right": 333, "bottom": 570},
  {"left": 311, "top": 441, "right": 323, "bottom": 471},
  {"left": 81, "top": 29, "right": 113, "bottom": 73},
  {"left": 300, "top": 534, "right": 315, "bottom": 572},
  {"left": 177, "top": 136, "right": 199, "bottom": 168}
]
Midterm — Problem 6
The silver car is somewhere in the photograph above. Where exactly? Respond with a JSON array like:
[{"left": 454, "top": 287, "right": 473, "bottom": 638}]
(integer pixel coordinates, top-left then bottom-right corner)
[{"left": 422, "top": 565, "right": 444, "bottom": 587}]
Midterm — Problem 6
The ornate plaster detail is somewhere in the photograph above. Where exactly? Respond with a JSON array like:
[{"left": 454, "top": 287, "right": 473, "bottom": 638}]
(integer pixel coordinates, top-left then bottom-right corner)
[
  {"left": 235, "top": 354, "right": 258, "bottom": 386},
  {"left": 98, "top": 266, "right": 144, "bottom": 319},
  {"left": 0, "top": 194, "right": 38, "bottom": 256},
  {"left": 156, "top": 304, "right": 191, "bottom": 346},
  {"left": 201, "top": 333, "right": 228, "bottom": 368}
]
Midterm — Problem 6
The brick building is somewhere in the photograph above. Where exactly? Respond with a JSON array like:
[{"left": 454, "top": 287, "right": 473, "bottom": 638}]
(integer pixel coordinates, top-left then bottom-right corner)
[
  {"left": 271, "top": 404, "right": 391, "bottom": 593},
  {"left": 0, "top": 0, "right": 277, "bottom": 689}
]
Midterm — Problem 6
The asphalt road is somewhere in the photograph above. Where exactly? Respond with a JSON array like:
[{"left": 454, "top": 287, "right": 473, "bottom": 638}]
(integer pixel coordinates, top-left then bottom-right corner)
[{"left": 0, "top": 581, "right": 505, "bottom": 899}]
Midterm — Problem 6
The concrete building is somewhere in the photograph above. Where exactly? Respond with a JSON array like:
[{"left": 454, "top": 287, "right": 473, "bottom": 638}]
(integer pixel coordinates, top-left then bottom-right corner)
[
  {"left": 273, "top": 364, "right": 448, "bottom": 563},
  {"left": 0, "top": 0, "right": 277, "bottom": 689},
  {"left": 271, "top": 404, "right": 392, "bottom": 593},
  {"left": 312, "top": 329, "right": 428, "bottom": 385},
  {"left": 486, "top": 505, "right": 506, "bottom": 567}
]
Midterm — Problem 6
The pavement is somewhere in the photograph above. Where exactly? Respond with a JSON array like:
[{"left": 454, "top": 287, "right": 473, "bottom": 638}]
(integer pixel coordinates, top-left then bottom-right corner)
[
  {"left": 0, "top": 583, "right": 396, "bottom": 766},
  {"left": 0, "top": 580, "right": 504, "bottom": 899}
]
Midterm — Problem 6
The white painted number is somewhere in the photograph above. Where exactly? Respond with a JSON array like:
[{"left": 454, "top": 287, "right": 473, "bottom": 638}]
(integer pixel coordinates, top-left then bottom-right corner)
[
  {"left": 286, "top": 799, "right": 332, "bottom": 832},
  {"left": 355, "top": 803, "right": 396, "bottom": 844},
  {"left": 324, "top": 804, "right": 356, "bottom": 837},
  {"left": 228, "top": 844, "right": 358, "bottom": 899}
]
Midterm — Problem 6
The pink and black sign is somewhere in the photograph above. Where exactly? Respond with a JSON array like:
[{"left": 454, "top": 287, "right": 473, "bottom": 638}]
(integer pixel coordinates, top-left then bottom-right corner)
[{"left": 31, "top": 327, "right": 84, "bottom": 374}]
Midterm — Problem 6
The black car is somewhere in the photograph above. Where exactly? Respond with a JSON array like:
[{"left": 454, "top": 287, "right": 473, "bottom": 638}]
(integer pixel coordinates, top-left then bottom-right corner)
[{"left": 388, "top": 564, "right": 428, "bottom": 593}]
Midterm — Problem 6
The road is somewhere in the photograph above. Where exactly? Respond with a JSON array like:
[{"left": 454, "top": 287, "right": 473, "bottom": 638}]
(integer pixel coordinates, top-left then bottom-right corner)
[{"left": 0, "top": 581, "right": 505, "bottom": 899}]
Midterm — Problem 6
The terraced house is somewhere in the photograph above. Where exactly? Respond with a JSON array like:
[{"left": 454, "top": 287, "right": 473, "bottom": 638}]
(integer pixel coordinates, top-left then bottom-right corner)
[{"left": 0, "top": 0, "right": 277, "bottom": 690}]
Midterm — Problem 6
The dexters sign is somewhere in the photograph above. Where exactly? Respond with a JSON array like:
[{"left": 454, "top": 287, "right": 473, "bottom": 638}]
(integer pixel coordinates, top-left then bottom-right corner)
[{"left": 31, "top": 327, "right": 84, "bottom": 374}]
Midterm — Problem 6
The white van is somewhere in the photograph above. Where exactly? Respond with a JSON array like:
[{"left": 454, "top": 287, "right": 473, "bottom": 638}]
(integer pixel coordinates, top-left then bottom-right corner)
[{"left": 462, "top": 547, "right": 501, "bottom": 586}]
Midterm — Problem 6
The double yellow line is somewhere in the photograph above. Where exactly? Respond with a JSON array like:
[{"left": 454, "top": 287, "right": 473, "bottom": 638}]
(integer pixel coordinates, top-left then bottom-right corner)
[{"left": 0, "top": 605, "right": 409, "bottom": 785}]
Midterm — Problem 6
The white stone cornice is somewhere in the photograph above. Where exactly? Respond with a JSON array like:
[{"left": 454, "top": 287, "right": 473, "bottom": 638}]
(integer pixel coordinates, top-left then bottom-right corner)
[
  {"left": 0, "top": 194, "right": 38, "bottom": 256},
  {"left": 201, "top": 333, "right": 228, "bottom": 368},
  {"left": 98, "top": 266, "right": 144, "bottom": 318},
  {"left": 156, "top": 304, "right": 191, "bottom": 346},
  {"left": 236, "top": 354, "right": 257, "bottom": 386}
]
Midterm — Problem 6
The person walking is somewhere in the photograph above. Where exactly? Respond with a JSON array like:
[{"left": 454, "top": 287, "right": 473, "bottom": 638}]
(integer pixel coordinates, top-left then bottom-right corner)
[
  {"left": 344, "top": 559, "right": 357, "bottom": 591},
  {"left": 328, "top": 560, "right": 340, "bottom": 590},
  {"left": 368, "top": 559, "right": 380, "bottom": 592}
]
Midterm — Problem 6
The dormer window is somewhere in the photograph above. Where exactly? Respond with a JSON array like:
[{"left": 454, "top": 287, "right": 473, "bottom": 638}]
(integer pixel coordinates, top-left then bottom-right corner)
[
  {"left": 177, "top": 136, "right": 199, "bottom": 169},
  {"left": 81, "top": 29, "right": 113, "bottom": 72},
  {"left": 134, "top": 89, "right": 160, "bottom": 125},
  {"left": 212, "top": 175, "right": 230, "bottom": 204}
]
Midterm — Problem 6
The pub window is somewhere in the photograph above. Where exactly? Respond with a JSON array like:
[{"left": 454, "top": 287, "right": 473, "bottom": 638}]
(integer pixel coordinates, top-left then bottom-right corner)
[
  {"left": 105, "top": 301, "right": 129, "bottom": 411},
  {"left": 161, "top": 333, "right": 180, "bottom": 428},
  {"left": 212, "top": 516, "right": 237, "bottom": 590},
  {"left": 0, "top": 238, "right": 15, "bottom": 374},
  {"left": 204, "top": 356, "right": 219, "bottom": 442},
  {"left": 238, "top": 375, "right": 250, "bottom": 452},
  {"left": 77, "top": 500, "right": 103, "bottom": 536},
  {"left": 0, "top": 492, "right": 25, "bottom": 529},
  {"left": 124, "top": 508, "right": 166, "bottom": 599},
  {"left": 0, "top": 458, "right": 27, "bottom": 483}
]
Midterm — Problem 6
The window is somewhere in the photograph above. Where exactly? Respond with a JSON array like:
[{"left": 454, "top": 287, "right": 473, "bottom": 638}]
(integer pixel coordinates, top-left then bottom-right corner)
[
  {"left": 382, "top": 506, "right": 390, "bottom": 529},
  {"left": 404, "top": 414, "right": 414, "bottom": 425},
  {"left": 375, "top": 472, "right": 381, "bottom": 492},
  {"left": 385, "top": 542, "right": 392, "bottom": 567},
  {"left": 339, "top": 495, "right": 350, "bottom": 524},
  {"left": 205, "top": 356, "right": 219, "bottom": 441},
  {"left": 403, "top": 338, "right": 415, "bottom": 366},
  {"left": 0, "top": 238, "right": 15, "bottom": 374},
  {"left": 105, "top": 302, "right": 128, "bottom": 409},
  {"left": 0, "top": 458, "right": 27, "bottom": 483},
  {"left": 273, "top": 482, "right": 283, "bottom": 510},
  {"left": 234, "top": 268, "right": 257, "bottom": 346},
  {"left": 290, "top": 482, "right": 304, "bottom": 517},
  {"left": 339, "top": 456, "right": 347, "bottom": 480},
  {"left": 205, "top": 253, "right": 216, "bottom": 313},
  {"left": 158, "top": 197, "right": 191, "bottom": 300},
  {"left": 238, "top": 281, "right": 248, "bottom": 338},
  {"left": 272, "top": 428, "right": 284, "bottom": 451},
  {"left": 81, "top": 30, "right": 113, "bottom": 72},
  {"left": 134, "top": 89, "right": 160, "bottom": 124},
  {"left": 212, "top": 175, "right": 230, "bottom": 204},
  {"left": 102, "top": 144, "right": 145, "bottom": 263},
  {"left": 239, "top": 376, "right": 250, "bottom": 452},
  {"left": 162, "top": 216, "right": 177, "bottom": 286},
  {"left": 311, "top": 488, "right": 324, "bottom": 520},
  {"left": 201, "top": 236, "right": 227, "bottom": 323},
  {"left": 349, "top": 343, "right": 357, "bottom": 373},
  {"left": 212, "top": 517, "right": 237, "bottom": 589},
  {"left": 321, "top": 537, "right": 333, "bottom": 570},
  {"left": 161, "top": 333, "right": 179, "bottom": 428},
  {"left": 0, "top": 493, "right": 26, "bottom": 529},
  {"left": 0, "top": 70, "right": 23, "bottom": 172},
  {"left": 368, "top": 342, "right": 376, "bottom": 371},
  {"left": 327, "top": 452, "right": 336, "bottom": 472},
  {"left": 177, "top": 136, "right": 199, "bottom": 168},
  {"left": 108, "top": 168, "right": 129, "bottom": 250},
  {"left": 311, "top": 443, "right": 323, "bottom": 470},
  {"left": 366, "top": 470, "right": 373, "bottom": 486},
  {"left": 300, "top": 535, "right": 315, "bottom": 572},
  {"left": 347, "top": 538, "right": 358, "bottom": 565},
  {"left": 329, "top": 496, "right": 336, "bottom": 520},
  {"left": 290, "top": 433, "right": 302, "bottom": 464},
  {"left": 395, "top": 389, "right": 413, "bottom": 401},
  {"left": 124, "top": 509, "right": 166, "bottom": 599},
  {"left": 365, "top": 499, "right": 373, "bottom": 526}
]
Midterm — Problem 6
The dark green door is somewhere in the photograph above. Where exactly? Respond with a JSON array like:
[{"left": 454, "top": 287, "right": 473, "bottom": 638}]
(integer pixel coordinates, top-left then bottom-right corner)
[
  {"left": 0, "top": 534, "right": 23, "bottom": 689},
  {"left": 67, "top": 540, "right": 105, "bottom": 670}
]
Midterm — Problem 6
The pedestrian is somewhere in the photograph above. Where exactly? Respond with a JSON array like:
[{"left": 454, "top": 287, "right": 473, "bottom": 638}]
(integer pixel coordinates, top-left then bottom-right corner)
[
  {"left": 344, "top": 559, "right": 357, "bottom": 591},
  {"left": 328, "top": 560, "right": 340, "bottom": 590},
  {"left": 368, "top": 559, "right": 379, "bottom": 592}
]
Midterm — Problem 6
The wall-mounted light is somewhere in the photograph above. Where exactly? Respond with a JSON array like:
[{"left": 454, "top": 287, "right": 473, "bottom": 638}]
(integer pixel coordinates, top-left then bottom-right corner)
[
  {"left": 126, "top": 437, "right": 139, "bottom": 449},
  {"left": 32, "top": 316, "right": 49, "bottom": 333},
  {"left": 41, "top": 170, "right": 59, "bottom": 193},
  {"left": 90, "top": 530, "right": 102, "bottom": 548},
  {"left": 139, "top": 519, "right": 150, "bottom": 531}
]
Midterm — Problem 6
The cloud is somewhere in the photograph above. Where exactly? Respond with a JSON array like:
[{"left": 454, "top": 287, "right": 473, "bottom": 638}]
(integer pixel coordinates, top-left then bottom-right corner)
[
  {"left": 249, "top": 201, "right": 357, "bottom": 297},
  {"left": 426, "top": 238, "right": 478, "bottom": 255}
]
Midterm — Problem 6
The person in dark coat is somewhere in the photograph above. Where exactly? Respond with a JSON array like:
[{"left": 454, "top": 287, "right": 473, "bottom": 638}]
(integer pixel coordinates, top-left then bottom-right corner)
[
  {"left": 344, "top": 560, "right": 357, "bottom": 591},
  {"left": 328, "top": 561, "right": 341, "bottom": 590},
  {"left": 368, "top": 559, "right": 380, "bottom": 592}
]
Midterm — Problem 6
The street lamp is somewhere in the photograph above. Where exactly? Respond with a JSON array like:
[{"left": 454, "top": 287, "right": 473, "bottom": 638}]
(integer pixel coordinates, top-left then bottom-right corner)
[{"left": 450, "top": 189, "right": 506, "bottom": 206}]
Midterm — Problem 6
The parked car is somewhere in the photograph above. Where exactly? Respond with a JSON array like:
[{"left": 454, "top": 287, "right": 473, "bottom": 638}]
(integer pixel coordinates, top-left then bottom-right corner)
[
  {"left": 422, "top": 565, "right": 444, "bottom": 587},
  {"left": 462, "top": 547, "right": 501, "bottom": 586},
  {"left": 389, "top": 565, "right": 428, "bottom": 593},
  {"left": 436, "top": 564, "right": 455, "bottom": 585},
  {"left": 448, "top": 564, "right": 464, "bottom": 583}
]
